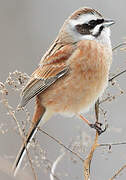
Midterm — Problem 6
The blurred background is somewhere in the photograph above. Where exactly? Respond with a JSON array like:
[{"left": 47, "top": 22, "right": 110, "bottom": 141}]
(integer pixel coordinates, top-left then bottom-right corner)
[{"left": 0, "top": 0, "right": 126, "bottom": 180}]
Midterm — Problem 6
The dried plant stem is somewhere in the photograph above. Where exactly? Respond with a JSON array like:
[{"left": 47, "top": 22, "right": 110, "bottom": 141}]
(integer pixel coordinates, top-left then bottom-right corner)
[
  {"left": 83, "top": 99, "right": 100, "bottom": 180},
  {"left": 1, "top": 94, "right": 37, "bottom": 180},
  {"left": 84, "top": 133, "right": 99, "bottom": 180},
  {"left": 109, "top": 164, "right": 126, "bottom": 180}
]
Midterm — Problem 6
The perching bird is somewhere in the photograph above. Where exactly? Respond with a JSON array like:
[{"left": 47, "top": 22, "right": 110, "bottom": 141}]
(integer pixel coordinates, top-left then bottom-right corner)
[{"left": 12, "top": 7, "right": 114, "bottom": 175}]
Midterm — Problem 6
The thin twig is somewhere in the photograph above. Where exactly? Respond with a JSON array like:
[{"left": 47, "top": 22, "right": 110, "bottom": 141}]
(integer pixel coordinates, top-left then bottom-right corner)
[
  {"left": 50, "top": 153, "right": 65, "bottom": 180},
  {"left": 99, "top": 141, "right": 126, "bottom": 147},
  {"left": 109, "top": 42, "right": 126, "bottom": 82},
  {"left": 112, "top": 42, "right": 126, "bottom": 51},
  {"left": 38, "top": 127, "right": 84, "bottom": 162},
  {"left": 109, "top": 164, "right": 126, "bottom": 180},
  {"left": 109, "top": 69, "right": 126, "bottom": 82}
]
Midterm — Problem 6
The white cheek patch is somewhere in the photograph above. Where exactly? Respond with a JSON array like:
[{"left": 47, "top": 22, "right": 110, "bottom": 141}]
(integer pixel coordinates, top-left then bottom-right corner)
[{"left": 91, "top": 24, "right": 101, "bottom": 36}]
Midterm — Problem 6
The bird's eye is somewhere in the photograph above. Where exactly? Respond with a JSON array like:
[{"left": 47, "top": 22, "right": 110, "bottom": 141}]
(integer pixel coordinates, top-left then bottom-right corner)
[
  {"left": 88, "top": 19, "right": 104, "bottom": 29},
  {"left": 97, "top": 19, "right": 104, "bottom": 24},
  {"left": 89, "top": 20, "right": 96, "bottom": 27}
]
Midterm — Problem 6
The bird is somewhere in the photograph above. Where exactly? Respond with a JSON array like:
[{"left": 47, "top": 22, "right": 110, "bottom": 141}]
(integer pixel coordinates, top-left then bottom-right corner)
[{"left": 12, "top": 7, "right": 114, "bottom": 175}]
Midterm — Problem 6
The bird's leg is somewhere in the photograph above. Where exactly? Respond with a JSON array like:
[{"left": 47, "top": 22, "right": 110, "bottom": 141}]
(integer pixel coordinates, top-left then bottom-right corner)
[
  {"left": 89, "top": 122, "right": 107, "bottom": 135},
  {"left": 79, "top": 114, "right": 91, "bottom": 126},
  {"left": 78, "top": 114, "right": 106, "bottom": 135}
]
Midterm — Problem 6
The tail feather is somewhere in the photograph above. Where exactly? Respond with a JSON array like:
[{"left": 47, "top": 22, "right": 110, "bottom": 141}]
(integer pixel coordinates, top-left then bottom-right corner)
[
  {"left": 12, "top": 97, "right": 54, "bottom": 176},
  {"left": 12, "top": 121, "right": 39, "bottom": 176}
]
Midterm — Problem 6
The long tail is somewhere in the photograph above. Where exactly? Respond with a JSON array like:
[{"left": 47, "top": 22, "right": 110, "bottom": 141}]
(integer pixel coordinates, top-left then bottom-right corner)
[{"left": 12, "top": 97, "right": 53, "bottom": 176}]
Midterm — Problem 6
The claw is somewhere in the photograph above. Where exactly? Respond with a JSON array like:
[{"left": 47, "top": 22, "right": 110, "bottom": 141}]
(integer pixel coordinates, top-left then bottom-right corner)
[{"left": 89, "top": 122, "right": 108, "bottom": 135}]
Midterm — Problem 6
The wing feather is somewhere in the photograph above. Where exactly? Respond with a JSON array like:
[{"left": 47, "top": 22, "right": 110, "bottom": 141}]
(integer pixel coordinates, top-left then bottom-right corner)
[
  {"left": 20, "top": 44, "right": 74, "bottom": 107},
  {"left": 20, "top": 68, "right": 69, "bottom": 107}
]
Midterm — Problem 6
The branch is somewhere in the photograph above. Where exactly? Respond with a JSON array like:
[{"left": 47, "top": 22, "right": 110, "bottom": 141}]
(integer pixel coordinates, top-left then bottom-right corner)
[{"left": 84, "top": 133, "right": 99, "bottom": 180}]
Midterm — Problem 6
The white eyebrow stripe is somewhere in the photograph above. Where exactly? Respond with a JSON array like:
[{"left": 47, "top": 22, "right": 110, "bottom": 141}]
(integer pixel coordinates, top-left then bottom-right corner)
[{"left": 70, "top": 14, "right": 97, "bottom": 27}]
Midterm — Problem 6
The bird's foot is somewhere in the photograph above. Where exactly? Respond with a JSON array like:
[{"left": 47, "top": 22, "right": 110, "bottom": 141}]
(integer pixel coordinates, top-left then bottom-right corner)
[{"left": 89, "top": 122, "right": 108, "bottom": 135}]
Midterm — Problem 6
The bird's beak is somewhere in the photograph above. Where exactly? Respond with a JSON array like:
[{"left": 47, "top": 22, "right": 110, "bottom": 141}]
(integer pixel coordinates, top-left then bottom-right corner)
[{"left": 103, "top": 20, "right": 115, "bottom": 27}]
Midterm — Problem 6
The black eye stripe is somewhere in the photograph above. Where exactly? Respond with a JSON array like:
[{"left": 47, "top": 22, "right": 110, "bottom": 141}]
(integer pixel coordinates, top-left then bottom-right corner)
[
  {"left": 88, "top": 20, "right": 97, "bottom": 27},
  {"left": 75, "top": 18, "right": 104, "bottom": 31}
]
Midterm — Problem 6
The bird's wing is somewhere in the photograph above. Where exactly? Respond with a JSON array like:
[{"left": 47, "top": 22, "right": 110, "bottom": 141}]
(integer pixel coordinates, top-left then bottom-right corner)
[{"left": 20, "top": 44, "right": 74, "bottom": 107}]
